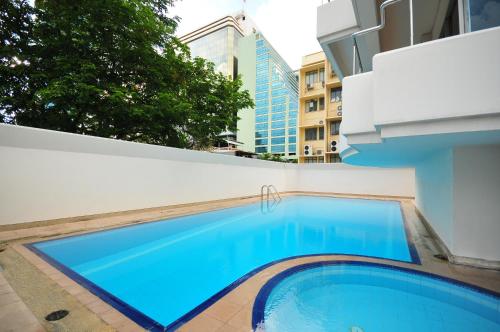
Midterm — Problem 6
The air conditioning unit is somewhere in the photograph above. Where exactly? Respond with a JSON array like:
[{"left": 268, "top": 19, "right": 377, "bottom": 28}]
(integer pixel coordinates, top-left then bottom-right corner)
[
  {"left": 337, "top": 105, "right": 342, "bottom": 116},
  {"left": 306, "top": 83, "right": 313, "bottom": 90},
  {"left": 304, "top": 145, "right": 312, "bottom": 156},
  {"left": 316, "top": 149, "right": 323, "bottom": 156},
  {"left": 337, "top": 111, "right": 342, "bottom": 116},
  {"left": 319, "top": 120, "right": 324, "bottom": 125},
  {"left": 331, "top": 140, "right": 337, "bottom": 152},
  {"left": 321, "top": 81, "right": 325, "bottom": 87}
]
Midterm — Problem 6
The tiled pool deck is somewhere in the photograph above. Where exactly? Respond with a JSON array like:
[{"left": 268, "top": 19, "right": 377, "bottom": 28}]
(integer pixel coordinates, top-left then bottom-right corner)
[{"left": 0, "top": 193, "right": 499, "bottom": 331}]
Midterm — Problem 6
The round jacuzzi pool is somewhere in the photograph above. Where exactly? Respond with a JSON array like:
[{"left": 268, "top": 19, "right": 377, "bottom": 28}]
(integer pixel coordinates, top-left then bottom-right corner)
[{"left": 252, "top": 262, "right": 499, "bottom": 332}]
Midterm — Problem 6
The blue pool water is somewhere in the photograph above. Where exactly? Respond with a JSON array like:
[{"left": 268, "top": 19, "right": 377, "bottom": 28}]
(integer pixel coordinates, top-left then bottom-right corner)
[
  {"left": 255, "top": 262, "right": 500, "bottom": 332},
  {"left": 30, "top": 196, "right": 414, "bottom": 329}
]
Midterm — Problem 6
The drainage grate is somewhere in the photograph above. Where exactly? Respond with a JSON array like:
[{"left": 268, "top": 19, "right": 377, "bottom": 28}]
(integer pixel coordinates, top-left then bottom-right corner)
[{"left": 45, "top": 310, "right": 69, "bottom": 321}]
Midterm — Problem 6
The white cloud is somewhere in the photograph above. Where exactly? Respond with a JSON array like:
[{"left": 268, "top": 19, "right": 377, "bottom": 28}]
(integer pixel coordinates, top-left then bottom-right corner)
[
  {"left": 171, "top": 0, "right": 323, "bottom": 70},
  {"left": 253, "top": 0, "right": 323, "bottom": 69}
]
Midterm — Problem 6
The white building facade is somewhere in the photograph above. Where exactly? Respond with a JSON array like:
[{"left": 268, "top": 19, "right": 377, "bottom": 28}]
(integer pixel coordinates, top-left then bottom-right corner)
[{"left": 317, "top": 0, "right": 500, "bottom": 267}]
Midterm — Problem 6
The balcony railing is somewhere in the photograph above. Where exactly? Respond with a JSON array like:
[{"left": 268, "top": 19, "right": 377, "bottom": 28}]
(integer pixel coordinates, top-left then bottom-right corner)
[{"left": 352, "top": 0, "right": 413, "bottom": 74}]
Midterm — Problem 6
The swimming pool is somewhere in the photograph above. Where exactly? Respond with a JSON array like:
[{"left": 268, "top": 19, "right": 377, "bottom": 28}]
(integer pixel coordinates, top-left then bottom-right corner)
[
  {"left": 253, "top": 261, "right": 500, "bottom": 332},
  {"left": 28, "top": 196, "right": 418, "bottom": 330}
]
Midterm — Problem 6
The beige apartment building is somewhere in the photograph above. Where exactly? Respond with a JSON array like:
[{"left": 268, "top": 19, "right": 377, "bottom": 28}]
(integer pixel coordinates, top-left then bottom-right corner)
[{"left": 298, "top": 51, "right": 342, "bottom": 163}]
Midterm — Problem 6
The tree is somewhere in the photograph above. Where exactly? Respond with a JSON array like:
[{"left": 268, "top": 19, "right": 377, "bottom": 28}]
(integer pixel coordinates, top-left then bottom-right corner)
[
  {"left": 0, "top": 0, "right": 253, "bottom": 148},
  {"left": 0, "top": 0, "right": 34, "bottom": 123}
]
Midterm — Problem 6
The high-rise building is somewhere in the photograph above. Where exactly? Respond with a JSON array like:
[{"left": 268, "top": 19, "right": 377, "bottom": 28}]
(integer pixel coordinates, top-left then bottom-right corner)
[
  {"left": 179, "top": 13, "right": 298, "bottom": 159},
  {"left": 179, "top": 14, "right": 252, "bottom": 79},
  {"left": 297, "top": 51, "right": 342, "bottom": 163},
  {"left": 238, "top": 33, "right": 299, "bottom": 159}
]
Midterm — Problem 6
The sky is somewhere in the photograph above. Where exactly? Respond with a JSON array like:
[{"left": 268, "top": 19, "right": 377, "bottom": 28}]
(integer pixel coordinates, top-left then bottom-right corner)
[{"left": 170, "top": 0, "right": 324, "bottom": 70}]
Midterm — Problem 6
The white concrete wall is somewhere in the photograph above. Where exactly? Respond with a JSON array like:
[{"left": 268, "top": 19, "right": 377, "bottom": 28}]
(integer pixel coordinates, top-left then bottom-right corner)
[
  {"left": 373, "top": 27, "right": 500, "bottom": 126},
  {"left": 453, "top": 145, "right": 500, "bottom": 261},
  {"left": 341, "top": 72, "right": 375, "bottom": 136},
  {"left": 415, "top": 149, "right": 455, "bottom": 249},
  {"left": 415, "top": 145, "right": 500, "bottom": 263},
  {"left": 294, "top": 164, "right": 414, "bottom": 198},
  {"left": 0, "top": 125, "right": 415, "bottom": 225}
]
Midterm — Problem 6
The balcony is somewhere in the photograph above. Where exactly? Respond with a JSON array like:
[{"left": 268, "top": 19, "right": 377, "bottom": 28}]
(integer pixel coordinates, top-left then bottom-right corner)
[{"left": 339, "top": 27, "right": 500, "bottom": 167}]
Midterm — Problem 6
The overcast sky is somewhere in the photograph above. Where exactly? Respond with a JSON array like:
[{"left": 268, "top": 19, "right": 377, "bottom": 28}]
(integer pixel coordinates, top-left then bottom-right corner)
[{"left": 170, "top": 0, "right": 324, "bottom": 70}]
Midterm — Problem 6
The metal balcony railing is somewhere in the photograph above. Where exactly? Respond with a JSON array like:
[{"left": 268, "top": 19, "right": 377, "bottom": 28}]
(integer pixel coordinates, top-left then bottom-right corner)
[{"left": 352, "top": 0, "right": 414, "bottom": 74}]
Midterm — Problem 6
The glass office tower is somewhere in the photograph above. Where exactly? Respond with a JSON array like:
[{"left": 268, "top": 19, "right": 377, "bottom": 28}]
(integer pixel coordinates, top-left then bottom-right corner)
[
  {"left": 179, "top": 15, "right": 248, "bottom": 79},
  {"left": 251, "top": 34, "right": 299, "bottom": 159},
  {"left": 186, "top": 26, "right": 242, "bottom": 79}
]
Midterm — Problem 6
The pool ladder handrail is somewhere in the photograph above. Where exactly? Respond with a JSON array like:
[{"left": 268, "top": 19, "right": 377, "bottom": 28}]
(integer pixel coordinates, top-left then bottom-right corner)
[
  {"left": 260, "top": 184, "right": 281, "bottom": 203},
  {"left": 260, "top": 185, "right": 281, "bottom": 213}
]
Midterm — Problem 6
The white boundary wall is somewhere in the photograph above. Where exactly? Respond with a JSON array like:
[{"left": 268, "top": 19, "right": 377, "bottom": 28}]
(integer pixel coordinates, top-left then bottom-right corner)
[{"left": 0, "top": 125, "right": 414, "bottom": 225}]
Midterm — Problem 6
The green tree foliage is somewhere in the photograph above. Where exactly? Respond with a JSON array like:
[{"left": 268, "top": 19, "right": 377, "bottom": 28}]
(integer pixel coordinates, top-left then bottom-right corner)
[{"left": 0, "top": 0, "right": 253, "bottom": 148}]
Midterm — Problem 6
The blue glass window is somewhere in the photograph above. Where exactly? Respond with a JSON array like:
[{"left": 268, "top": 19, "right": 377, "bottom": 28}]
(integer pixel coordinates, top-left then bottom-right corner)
[
  {"left": 256, "top": 61, "right": 269, "bottom": 70},
  {"left": 256, "top": 115, "right": 268, "bottom": 123},
  {"left": 256, "top": 84, "right": 268, "bottom": 93},
  {"left": 256, "top": 75, "right": 269, "bottom": 84},
  {"left": 271, "top": 137, "right": 285, "bottom": 144},
  {"left": 255, "top": 131, "right": 268, "bottom": 138},
  {"left": 289, "top": 136, "right": 296, "bottom": 143},
  {"left": 256, "top": 47, "right": 267, "bottom": 55},
  {"left": 256, "top": 108, "right": 268, "bottom": 116},
  {"left": 271, "top": 121, "right": 285, "bottom": 129},
  {"left": 288, "top": 144, "right": 296, "bottom": 152},
  {"left": 256, "top": 92, "right": 268, "bottom": 100},
  {"left": 272, "top": 129, "right": 285, "bottom": 137},
  {"left": 256, "top": 123, "right": 268, "bottom": 131},
  {"left": 256, "top": 40, "right": 264, "bottom": 47},
  {"left": 272, "top": 104, "right": 285, "bottom": 113},
  {"left": 289, "top": 111, "right": 297, "bottom": 118},
  {"left": 272, "top": 96, "right": 286, "bottom": 105},
  {"left": 256, "top": 146, "right": 268, "bottom": 153},
  {"left": 256, "top": 99, "right": 268, "bottom": 108},
  {"left": 272, "top": 81, "right": 284, "bottom": 89},
  {"left": 271, "top": 113, "right": 285, "bottom": 121},
  {"left": 257, "top": 54, "right": 269, "bottom": 61},
  {"left": 466, "top": 0, "right": 500, "bottom": 32},
  {"left": 288, "top": 128, "right": 296, "bottom": 135},
  {"left": 272, "top": 88, "right": 287, "bottom": 97},
  {"left": 288, "top": 119, "right": 296, "bottom": 126},
  {"left": 271, "top": 145, "right": 285, "bottom": 153},
  {"left": 255, "top": 139, "right": 268, "bottom": 146}
]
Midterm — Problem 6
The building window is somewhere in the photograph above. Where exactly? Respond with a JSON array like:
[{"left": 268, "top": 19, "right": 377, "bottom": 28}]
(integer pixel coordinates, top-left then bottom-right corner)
[
  {"left": 328, "top": 154, "right": 341, "bottom": 163},
  {"left": 319, "top": 97, "right": 325, "bottom": 111},
  {"left": 330, "top": 121, "right": 340, "bottom": 135},
  {"left": 319, "top": 127, "right": 324, "bottom": 140},
  {"left": 465, "top": 0, "right": 500, "bottom": 32},
  {"left": 319, "top": 68, "right": 325, "bottom": 84},
  {"left": 256, "top": 146, "right": 268, "bottom": 153},
  {"left": 306, "top": 100, "right": 317, "bottom": 112},
  {"left": 271, "top": 137, "right": 285, "bottom": 145},
  {"left": 271, "top": 145, "right": 285, "bottom": 153},
  {"left": 305, "top": 128, "right": 318, "bottom": 141},
  {"left": 330, "top": 87, "right": 342, "bottom": 102},
  {"left": 255, "top": 139, "right": 268, "bottom": 146},
  {"left": 305, "top": 70, "right": 318, "bottom": 86},
  {"left": 255, "top": 130, "right": 268, "bottom": 138}
]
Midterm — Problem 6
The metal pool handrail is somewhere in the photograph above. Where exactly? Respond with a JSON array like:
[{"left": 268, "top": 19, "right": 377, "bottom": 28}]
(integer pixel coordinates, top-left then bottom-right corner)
[{"left": 260, "top": 185, "right": 281, "bottom": 203}]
